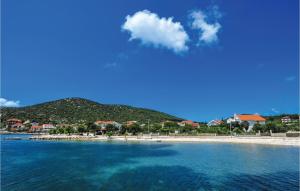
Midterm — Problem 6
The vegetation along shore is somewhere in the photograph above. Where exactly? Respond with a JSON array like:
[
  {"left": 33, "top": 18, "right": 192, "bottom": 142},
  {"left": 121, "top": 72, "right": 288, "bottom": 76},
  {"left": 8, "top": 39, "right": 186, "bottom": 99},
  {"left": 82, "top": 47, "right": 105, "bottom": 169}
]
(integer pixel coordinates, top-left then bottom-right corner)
[{"left": 1, "top": 98, "right": 299, "bottom": 146}]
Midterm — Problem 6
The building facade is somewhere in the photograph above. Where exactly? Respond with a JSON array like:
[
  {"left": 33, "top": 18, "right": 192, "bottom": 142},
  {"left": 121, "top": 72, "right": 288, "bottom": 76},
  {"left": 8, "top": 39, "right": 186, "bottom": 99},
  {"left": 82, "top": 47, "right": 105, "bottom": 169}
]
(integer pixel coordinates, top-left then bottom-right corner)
[
  {"left": 227, "top": 114, "right": 266, "bottom": 132},
  {"left": 281, "top": 116, "right": 291, "bottom": 123},
  {"left": 207, "top": 120, "right": 224, "bottom": 127}
]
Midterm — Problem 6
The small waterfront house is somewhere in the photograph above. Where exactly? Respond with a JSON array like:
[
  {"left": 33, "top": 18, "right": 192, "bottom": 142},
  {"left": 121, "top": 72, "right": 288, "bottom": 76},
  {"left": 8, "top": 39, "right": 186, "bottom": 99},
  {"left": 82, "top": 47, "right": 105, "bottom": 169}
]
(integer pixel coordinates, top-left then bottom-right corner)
[
  {"left": 23, "top": 120, "right": 31, "bottom": 125},
  {"left": 29, "top": 126, "right": 43, "bottom": 133},
  {"left": 95, "top": 120, "right": 122, "bottom": 129},
  {"left": 10, "top": 122, "right": 25, "bottom": 131},
  {"left": 281, "top": 116, "right": 291, "bottom": 123},
  {"left": 207, "top": 120, "right": 224, "bottom": 127},
  {"left": 125, "top": 121, "right": 138, "bottom": 126},
  {"left": 6, "top": 118, "right": 22, "bottom": 127},
  {"left": 227, "top": 114, "right": 266, "bottom": 131},
  {"left": 31, "top": 121, "right": 39, "bottom": 126},
  {"left": 226, "top": 118, "right": 235, "bottom": 124},
  {"left": 6, "top": 118, "right": 23, "bottom": 130},
  {"left": 42, "top": 124, "right": 55, "bottom": 131},
  {"left": 178, "top": 120, "right": 200, "bottom": 128}
]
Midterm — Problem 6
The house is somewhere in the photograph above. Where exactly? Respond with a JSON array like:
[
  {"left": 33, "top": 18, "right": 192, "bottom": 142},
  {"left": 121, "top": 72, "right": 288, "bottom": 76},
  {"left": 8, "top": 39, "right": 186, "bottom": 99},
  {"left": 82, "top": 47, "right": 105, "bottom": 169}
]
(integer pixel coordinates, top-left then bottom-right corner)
[
  {"left": 226, "top": 118, "right": 235, "bottom": 124},
  {"left": 31, "top": 121, "right": 39, "bottom": 126},
  {"left": 6, "top": 118, "right": 22, "bottom": 127},
  {"left": 178, "top": 120, "right": 200, "bottom": 128},
  {"left": 23, "top": 120, "right": 31, "bottom": 125},
  {"left": 207, "top": 120, "right": 224, "bottom": 127},
  {"left": 227, "top": 114, "right": 266, "bottom": 131},
  {"left": 125, "top": 121, "right": 138, "bottom": 126},
  {"left": 281, "top": 116, "right": 291, "bottom": 123},
  {"left": 56, "top": 124, "right": 73, "bottom": 128},
  {"left": 94, "top": 120, "right": 122, "bottom": 135},
  {"left": 29, "top": 126, "right": 43, "bottom": 133},
  {"left": 95, "top": 120, "right": 122, "bottom": 129},
  {"left": 10, "top": 122, "right": 25, "bottom": 131},
  {"left": 6, "top": 118, "right": 24, "bottom": 131},
  {"left": 42, "top": 124, "right": 55, "bottom": 131}
]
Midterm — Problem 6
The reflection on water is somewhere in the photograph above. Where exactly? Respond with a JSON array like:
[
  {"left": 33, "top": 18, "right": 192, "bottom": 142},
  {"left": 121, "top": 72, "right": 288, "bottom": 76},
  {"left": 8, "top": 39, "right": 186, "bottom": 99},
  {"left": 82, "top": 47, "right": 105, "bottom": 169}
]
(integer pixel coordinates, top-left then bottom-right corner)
[{"left": 1, "top": 135, "right": 299, "bottom": 191}]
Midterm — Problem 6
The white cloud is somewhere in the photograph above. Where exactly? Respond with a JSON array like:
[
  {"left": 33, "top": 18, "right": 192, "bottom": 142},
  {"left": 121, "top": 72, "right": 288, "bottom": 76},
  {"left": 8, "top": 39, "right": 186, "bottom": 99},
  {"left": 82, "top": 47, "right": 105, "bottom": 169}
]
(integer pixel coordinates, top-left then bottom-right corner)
[
  {"left": 285, "top": 76, "right": 296, "bottom": 82},
  {"left": 189, "top": 8, "right": 221, "bottom": 44},
  {"left": 122, "top": 10, "right": 189, "bottom": 53},
  {"left": 271, "top": 108, "right": 279, "bottom": 114},
  {"left": 0, "top": 98, "right": 20, "bottom": 107}
]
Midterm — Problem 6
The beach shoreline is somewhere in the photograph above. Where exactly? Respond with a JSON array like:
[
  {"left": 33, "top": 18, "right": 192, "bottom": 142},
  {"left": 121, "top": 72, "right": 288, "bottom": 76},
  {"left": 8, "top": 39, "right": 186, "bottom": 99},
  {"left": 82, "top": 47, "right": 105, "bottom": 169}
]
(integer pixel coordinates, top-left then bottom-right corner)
[{"left": 28, "top": 134, "right": 300, "bottom": 147}]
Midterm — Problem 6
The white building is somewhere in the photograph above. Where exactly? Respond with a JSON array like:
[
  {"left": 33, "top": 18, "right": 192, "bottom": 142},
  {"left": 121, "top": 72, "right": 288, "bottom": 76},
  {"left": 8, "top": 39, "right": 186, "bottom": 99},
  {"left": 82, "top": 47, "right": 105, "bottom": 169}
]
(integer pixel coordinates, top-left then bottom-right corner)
[
  {"left": 281, "top": 116, "right": 291, "bottom": 123},
  {"left": 207, "top": 119, "right": 223, "bottom": 127},
  {"left": 95, "top": 121, "right": 122, "bottom": 129},
  {"left": 42, "top": 124, "right": 55, "bottom": 131},
  {"left": 227, "top": 114, "right": 266, "bottom": 132}
]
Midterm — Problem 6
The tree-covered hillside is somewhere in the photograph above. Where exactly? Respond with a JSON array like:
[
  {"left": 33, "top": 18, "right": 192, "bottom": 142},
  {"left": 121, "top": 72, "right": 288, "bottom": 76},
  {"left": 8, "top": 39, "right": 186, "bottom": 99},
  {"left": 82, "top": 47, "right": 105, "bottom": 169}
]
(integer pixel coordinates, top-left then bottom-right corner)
[{"left": 1, "top": 98, "right": 182, "bottom": 124}]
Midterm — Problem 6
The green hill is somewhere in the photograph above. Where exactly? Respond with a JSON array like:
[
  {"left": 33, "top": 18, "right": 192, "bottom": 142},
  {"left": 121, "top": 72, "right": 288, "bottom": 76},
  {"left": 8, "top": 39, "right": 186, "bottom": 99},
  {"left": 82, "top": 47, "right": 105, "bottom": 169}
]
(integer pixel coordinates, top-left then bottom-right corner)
[{"left": 1, "top": 98, "right": 182, "bottom": 124}]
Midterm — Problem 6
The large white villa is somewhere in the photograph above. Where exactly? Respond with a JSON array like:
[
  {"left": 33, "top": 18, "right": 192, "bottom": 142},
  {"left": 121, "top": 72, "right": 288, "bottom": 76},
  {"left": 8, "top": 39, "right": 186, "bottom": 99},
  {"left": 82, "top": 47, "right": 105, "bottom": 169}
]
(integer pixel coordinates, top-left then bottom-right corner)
[{"left": 227, "top": 114, "right": 266, "bottom": 131}]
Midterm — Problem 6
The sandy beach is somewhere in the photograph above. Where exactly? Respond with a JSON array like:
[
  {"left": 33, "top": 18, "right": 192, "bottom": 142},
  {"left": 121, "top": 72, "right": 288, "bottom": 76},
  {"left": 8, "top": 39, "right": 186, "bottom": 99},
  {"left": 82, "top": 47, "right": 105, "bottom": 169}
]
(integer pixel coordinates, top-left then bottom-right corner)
[{"left": 29, "top": 134, "right": 300, "bottom": 147}]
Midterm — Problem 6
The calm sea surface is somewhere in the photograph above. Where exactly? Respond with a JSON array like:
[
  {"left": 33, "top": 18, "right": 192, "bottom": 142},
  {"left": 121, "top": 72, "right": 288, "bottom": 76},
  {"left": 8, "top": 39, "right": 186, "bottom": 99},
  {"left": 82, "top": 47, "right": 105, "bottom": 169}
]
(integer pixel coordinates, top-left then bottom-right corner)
[{"left": 1, "top": 134, "right": 299, "bottom": 191}]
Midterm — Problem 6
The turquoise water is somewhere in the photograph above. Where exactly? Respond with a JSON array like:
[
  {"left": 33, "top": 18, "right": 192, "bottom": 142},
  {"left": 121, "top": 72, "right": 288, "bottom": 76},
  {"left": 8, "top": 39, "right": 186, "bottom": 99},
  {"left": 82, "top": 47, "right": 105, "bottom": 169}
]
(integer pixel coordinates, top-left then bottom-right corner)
[{"left": 1, "top": 135, "right": 299, "bottom": 191}]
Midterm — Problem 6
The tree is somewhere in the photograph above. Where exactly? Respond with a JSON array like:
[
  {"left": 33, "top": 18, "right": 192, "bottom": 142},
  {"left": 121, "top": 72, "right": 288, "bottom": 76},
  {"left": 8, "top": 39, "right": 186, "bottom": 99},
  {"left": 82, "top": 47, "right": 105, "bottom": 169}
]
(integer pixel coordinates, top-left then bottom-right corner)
[
  {"left": 164, "top": 121, "right": 179, "bottom": 128},
  {"left": 77, "top": 126, "right": 86, "bottom": 133},
  {"left": 106, "top": 124, "right": 118, "bottom": 133},
  {"left": 253, "top": 123, "right": 262, "bottom": 133},
  {"left": 231, "top": 122, "right": 240, "bottom": 128},
  {"left": 106, "top": 132, "right": 113, "bottom": 138},
  {"left": 266, "top": 122, "right": 277, "bottom": 132},
  {"left": 197, "top": 126, "right": 210, "bottom": 133},
  {"left": 77, "top": 123, "right": 87, "bottom": 134},
  {"left": 150, "top": 123, "right": 161, "bottom": 133},
  {"left": 180, "top": 124, "right": 194, "bottom": 134},
  {"left": 88, "top": 122, "right": 98, "bottom": 135},
  {"left": 49, "top": 129, "right": 57, "bottom": 134},
  {"left": 119, "top": 125, "right": 127, "bottom": 134},
  {"left": 233, "top": 127, "right": 243, "bottom": 134},
  {"left": 240, "top": 121, "right": 249, "bottom": 131},
  {"left": 57, "top": 127, "right": 65, "bottom": 134},
  {"left": 24, "top": 123, "right": 32, "bottom": 132},
  {"left": 160, "top": 127, "right": 170, "bottom": 135},
  {"left": 163, "top": 121, "right": 180, "bottom": 133},
  {"left": 127, "top": 123, "right": 142, "bottom": 135},
  {"left": 65, "top": 126, "right": 74, "bottom": 135}
]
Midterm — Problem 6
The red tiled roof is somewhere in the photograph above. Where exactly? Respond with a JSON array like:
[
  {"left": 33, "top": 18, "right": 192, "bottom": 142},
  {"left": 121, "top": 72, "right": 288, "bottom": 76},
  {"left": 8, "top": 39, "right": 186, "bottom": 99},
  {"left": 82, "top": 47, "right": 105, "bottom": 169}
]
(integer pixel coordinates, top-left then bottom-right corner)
[
  {"left": 7, "top": 118, "right": 22, "bottom": 122},
  {"left": 126, "top": 121, "right": 137, "bottom": 125},
  {"left": 95, "top": 120, "right": 114, "bottom": 124},
  {"left": 179, "top": 120, "right": 199, "bottom": 128},
  {"left": 191, "top": 123, "right": 199, "bottom": 127},
  {"left": 180, "top": 120, "right": 193, "bottom": 124},
  {"left": 237, "top": 115, "right": 266, "bottom": 121},
  {"left": 31, "top": 126, "right": 42, "bottom": 129},
  {"left": 212, "top": 120, "right": 223, "bottom": 124}
]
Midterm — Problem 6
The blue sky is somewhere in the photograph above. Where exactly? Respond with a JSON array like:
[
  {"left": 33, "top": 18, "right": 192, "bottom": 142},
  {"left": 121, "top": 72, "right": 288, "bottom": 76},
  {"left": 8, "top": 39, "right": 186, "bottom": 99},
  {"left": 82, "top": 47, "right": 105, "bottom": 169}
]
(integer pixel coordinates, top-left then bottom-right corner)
[{"left": 2, "top": 0, "right": 299, "bottom": 122}]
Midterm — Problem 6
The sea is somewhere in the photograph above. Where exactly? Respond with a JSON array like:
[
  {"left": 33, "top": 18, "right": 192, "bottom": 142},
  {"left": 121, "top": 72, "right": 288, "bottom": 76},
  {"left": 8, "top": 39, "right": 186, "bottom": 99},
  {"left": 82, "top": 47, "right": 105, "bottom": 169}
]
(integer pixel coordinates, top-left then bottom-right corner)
[{"left": 1, "top": 134, "right": 299, "bottom": 191}]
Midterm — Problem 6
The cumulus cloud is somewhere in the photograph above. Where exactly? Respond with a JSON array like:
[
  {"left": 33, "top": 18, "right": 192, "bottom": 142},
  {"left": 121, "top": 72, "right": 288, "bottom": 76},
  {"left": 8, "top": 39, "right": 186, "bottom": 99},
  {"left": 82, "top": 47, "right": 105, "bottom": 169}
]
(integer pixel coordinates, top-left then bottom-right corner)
[
  {"left": 189, "top": 7, "right": 222, "bottom": 44},
  {"left": 0, "top": 98, "right": 20, "bottom": 107},
  {"left": 122, "top": 10, "right": 189, "bottom": 53}
]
